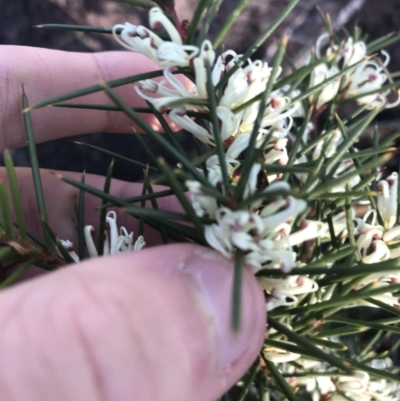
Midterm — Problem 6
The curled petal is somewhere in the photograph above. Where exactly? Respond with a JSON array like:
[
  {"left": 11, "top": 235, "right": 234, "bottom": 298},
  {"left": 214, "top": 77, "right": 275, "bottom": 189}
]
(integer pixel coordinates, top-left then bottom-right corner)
[
  {"left": 217, "top": 106, "right": 241, "bottom": 140},
  {"left": 84, "top": 225, "right": 98, "bottom": 258},
  {"left": 245, "top": 163, "right": 261, "bottom": 198},
  {"left": 204, "top": 224, "right": 232, "bottom": 258},
  {"left": 261, "top": 197, "right": 307, "bottom": 230},
  {"left": 287, "top": 220, "right": 327, "bottom": 246},
  {"left": 265, "top": 180, "right": 291, "bottom": 194},
  {"left": 60, "top": 240, "right": 80, "bottom": 263},
  {"left": 106, "top": 211, "right": 119, "bottom": 255},
  {"left": 186, "top": 180, "right": 219, "bottom": 218},
  {"left": 361, "top": 239, "right": 390, "bottom": 264},
  {"left": 134, "top": 236, "right": 146, "bottom": 251},
  {"left": 383, "top": 225, "right": 400, "bottom": 243},
  {"left": 162, "top": 67, "right": 195, "bottom": 98},
  {"left": 157, "top": 42, "right": 199, "bottom": 67},
  {"left": 193, "top": 57, "right": 207, "bottom": 98},
  {"left": 377, "top": 172, "right": 398, "bottom": 229},
  {"left": 263, "top": 349, "right": 300, "bottom": 363},
  {"left": 149, "top": 7, "right": 182, "bottom": 45},
  {"left": 198, "top": 39, "right": 215, "bottom": 65},
  {"left": 169, "top": 108, "right": 213, "bottom": 144}
]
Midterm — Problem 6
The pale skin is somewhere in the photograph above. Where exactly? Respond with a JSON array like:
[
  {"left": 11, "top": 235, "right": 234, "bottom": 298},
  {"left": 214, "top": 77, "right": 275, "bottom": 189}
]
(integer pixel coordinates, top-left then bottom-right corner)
[{"left": 0, "top": 46, "right": 266, "bottom": 401}]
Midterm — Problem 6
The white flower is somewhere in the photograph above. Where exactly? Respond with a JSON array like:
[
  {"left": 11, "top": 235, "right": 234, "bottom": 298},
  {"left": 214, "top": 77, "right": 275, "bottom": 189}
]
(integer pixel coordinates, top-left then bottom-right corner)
[
  {"left": 192, "top": 40, "right": 216, "bottom": 98},
  {"left": 134, "top": 66, "right": 198, "bottom": 113},
  {"left": 264, "top": 323, "right": 301, "bottom": 362},
  {"left": 206, "top": 132, "right": 250, "bottom": 186},
  {"left": 312, "top": 129, "right": 343, "bottom": 160},
  {"left": 355, "top": 173, "right": 400, "bottom": 264},
  {"left": 285, "top": 357, "right": 400, "bottom": 401},
  {"left": 264, "top": 137, "right": 289, "bottom": 166},
  {"left": 61, "top": 211, "right": 145, "bottom": 262},
  {"left": 260, "top": 196, "right": 307, "bottom": 234},
  {"left": 309, "top": 63, "right": 341, "bottom": 110},
  {"left": 168, "top": 108, "right": 213, "bottom": 144},
  {"left": 285, "top": 359, "right": 336, "bottom": 401},
  {"left": 339, "top": 37, "right": 367, "bottom": 67},
  {"left": 330, "top": 365, "right": 400, "bottom": 401},
  {"left": 113, "top": 8, "right": 198, "bottom": 67},
  {"left": 377, "top": 172, "right": 398, "bottom": 229},
  {"left": 185, "top": 180, "right": 218, "bottom": 218},
  {"left": 59, "top": 240, "right": 79, "bottom": 263},
  {"left": 263, "top": 347, "right": 301, "bottom": 363},
  {"left": 260, "top": 274, "right": 318, "bottom": 311},
  {"left": 203, "top": 184, "right": 323, "bottom": 274},
  {"left": 204, "top": 207, "right": 265, "bottom": 259},
  {"left": 314, "top": 32, "right": 400, "bottom": 109},
  {"left": 220, "top": 59, "right": 276, "bottom": 110},
  {"left": 239, "top": 96, "right": 296, "bottom": 134}
]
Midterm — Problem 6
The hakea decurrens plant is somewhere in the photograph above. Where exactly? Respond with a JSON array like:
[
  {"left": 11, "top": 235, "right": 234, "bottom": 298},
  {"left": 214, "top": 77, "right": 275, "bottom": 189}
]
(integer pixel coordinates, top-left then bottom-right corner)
[
  {"left": 106, "top": 9, "right": 400, "bottom": 398},
  {"left": 11, "top": 3, "right": 399, "bottom": 401},
  {"left": 111, "top": 7, "right": 400, "bottom": 314}
]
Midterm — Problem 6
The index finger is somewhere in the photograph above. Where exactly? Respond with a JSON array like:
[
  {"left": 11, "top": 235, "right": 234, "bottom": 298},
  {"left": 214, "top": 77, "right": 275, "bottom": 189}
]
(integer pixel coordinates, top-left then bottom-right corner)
[{"left": 0, "top": 46, "right": 168, "bottom": 150}]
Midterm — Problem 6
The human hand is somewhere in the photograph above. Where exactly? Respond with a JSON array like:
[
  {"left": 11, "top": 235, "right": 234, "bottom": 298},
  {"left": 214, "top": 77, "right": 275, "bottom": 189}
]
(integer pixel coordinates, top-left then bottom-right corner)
[{"left": 0, "top": 46, "right": 266, "bottom": 401}]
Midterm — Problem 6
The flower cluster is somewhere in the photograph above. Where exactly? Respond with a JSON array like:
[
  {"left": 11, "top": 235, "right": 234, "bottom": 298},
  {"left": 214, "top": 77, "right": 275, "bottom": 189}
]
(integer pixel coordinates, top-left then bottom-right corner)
[
  {"left": 61, "top": 211, "right": 145, "bottom": 262},
  {"left": 312, "top": 33, "right": 400, "bottom": 110},
  {"left": 284, "top": 358, "right": 400, "bottom": 401},
  {"left": 112, "top": 8, "right": 400, "bottom": 316}
]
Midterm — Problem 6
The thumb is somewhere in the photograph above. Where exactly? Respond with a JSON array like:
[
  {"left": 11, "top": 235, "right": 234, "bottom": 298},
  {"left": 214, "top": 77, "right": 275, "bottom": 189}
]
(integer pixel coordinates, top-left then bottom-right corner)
[{"left": 0, "top": 244, "right": 266, "bottom": 401}]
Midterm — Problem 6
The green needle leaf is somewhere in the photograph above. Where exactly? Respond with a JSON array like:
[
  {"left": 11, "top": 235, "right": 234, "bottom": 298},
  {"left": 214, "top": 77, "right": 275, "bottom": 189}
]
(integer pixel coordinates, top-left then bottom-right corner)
[
  {"left": 346, "top": 359, "right": 400, "bottom": 383},
  {"left": 111, "top": 0, "right": 154, "bottom": 9},
  {"left": 232, "top": 249, "right": 244, "bottom": 332},
  {"left": 77, "top": 171, "right": 86, "bottom": 261},
  {"left": 4, "top": 150, "right": 27, "bottom": 242},
  {"left": 54, "top": 103, "right": 152, "bottom": 113},
  {"left": 0, "top": 181, "right": 13, "bottom": 238},
  {"left": 22, "top": 94, "right": 53, "bottom": 251},
  {"left": 326, "top": 316, "right": 400, "bottom": 334},
  {"left": 0, "top": 247, "right": 22, "bottom": 263},
  {"left": 309, "top": 154, "right": 391, "bottom": 199},
  {"left": 216, "top": 0, "right": 300, "bottom": 91},
  {"left": 100, "top": 82, "right": 212, "bottom": 187},
  {"left": 73, "top": 141, "right": 158, "bottom": 172},
  {"left": 156, "top": 158, "right": 203, "bottom": 232},
  {"left": 196, "top": 0, "right": 224, "bottom": 46},
  {"left": 98, "top": 160, "right": 114, "bottom": 256},
  {"left": 144, "top": 179, "right": 169, "bottom": 244},
  {"left": 29, "top": 70, "right": 169, "bottom": 110},
  {"left": 236, "top": 362, "right": 260, "bottom": 401},
  {"left": 36, "top": 24, "right": 116, "bottom": 34},
  {"left": 205, "top": 60, "right": 230, "bottom": 195},
  {"left": 367, "top": 33, "right": 400, "bottom": 53},
  {"left": 60, "top": 174, "right": 190, "bottom": 223},
  {"left": 41, "top": 219, "right": 76, "bottom": 265},
  {"left": 263, "top": 358, "right": 300, "bottom": 401},
  {"left": 213, "top": 0, "right": 251, "bottom": 48},
  {"left": 313, "top": 326, "right": 368, "bottom": 338},
  {"left": 185, "top": 0, "right": 212, "bottom": 44},
  {"left": 267, "top": 317, "right": 352, "bottom": 372},
  {"left": 0, "top": 258, "right": 37, "bottom": 289},
  {"left": 235, "top": 35, "right": 288, "bottom": 202},
  {"left": 270, "top": 283, "right": 400, "bottom": 317},
  {"left": 325, "top": 109, "right": 381, "bottom": 175}
]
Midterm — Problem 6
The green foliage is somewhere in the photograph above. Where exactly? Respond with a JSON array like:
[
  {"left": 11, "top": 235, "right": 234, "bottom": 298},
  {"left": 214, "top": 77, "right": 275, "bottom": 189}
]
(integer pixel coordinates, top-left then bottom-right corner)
[{"left": 3, "top": 1, "right": 400, "bottom": 400}]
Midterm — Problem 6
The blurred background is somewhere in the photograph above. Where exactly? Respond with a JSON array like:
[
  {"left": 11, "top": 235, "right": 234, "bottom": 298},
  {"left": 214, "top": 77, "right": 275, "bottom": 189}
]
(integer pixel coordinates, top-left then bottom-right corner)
[{"left": 1, "top": 0, "right": 400, "bottom": 180}]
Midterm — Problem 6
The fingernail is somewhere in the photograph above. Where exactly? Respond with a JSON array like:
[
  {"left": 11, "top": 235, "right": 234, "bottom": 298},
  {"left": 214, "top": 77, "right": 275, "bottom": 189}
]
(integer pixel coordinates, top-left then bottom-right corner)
[{"left": 183, "top": 247, "right": 265, "bottom": 371}]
